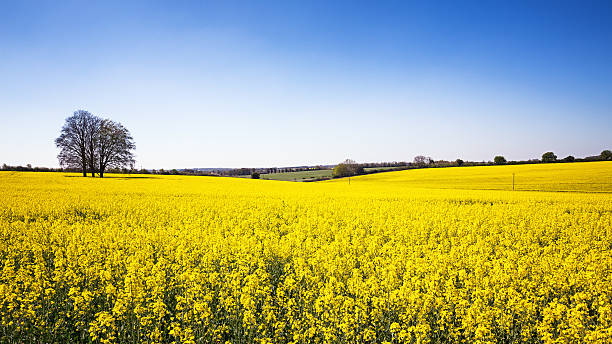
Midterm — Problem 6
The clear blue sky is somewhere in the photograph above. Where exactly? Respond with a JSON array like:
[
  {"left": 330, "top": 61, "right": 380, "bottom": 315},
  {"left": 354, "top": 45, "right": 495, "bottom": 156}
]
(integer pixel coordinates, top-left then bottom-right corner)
[{"left": 1, "top": 0, "right": 610, "bottom": 168}]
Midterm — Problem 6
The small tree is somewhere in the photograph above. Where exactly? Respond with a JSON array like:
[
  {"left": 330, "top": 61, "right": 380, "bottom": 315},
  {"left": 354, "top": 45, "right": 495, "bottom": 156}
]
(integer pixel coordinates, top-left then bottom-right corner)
[
  {"left": 601, "top": 150, "right": 612, "bottom": 160},
  {"left": 541, "top": 152, "right": 557, "bottom": 162},
  {"left": 332, "top": 159, "right": 363, "bottom": 178},
  {"left": 456, "top": 159, "right": 464, "bottom": 166},
  {"left": 414, "top": 155, "right": 433, "bottom": 167},
  {"left": 414, "top": 155, "right": 426, "bottom": 166},
  {"left": 332, "top": 164, "right": 350, "bottom": 178},
  {"left": 494, "top": 156, "right": 506, "bottom": 165},
  {"left": 251, "top": 172, "right": 260, "bottom": 179},
  {"left": 562, "top": 155, "right": 575, "bottom": 162}
]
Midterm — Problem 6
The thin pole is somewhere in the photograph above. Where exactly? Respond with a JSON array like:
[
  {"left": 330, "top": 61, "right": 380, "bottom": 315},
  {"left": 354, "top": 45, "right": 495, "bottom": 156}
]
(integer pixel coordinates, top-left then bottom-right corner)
[{"left": 512, "top": 173, "right": 515, "bottom": 191}]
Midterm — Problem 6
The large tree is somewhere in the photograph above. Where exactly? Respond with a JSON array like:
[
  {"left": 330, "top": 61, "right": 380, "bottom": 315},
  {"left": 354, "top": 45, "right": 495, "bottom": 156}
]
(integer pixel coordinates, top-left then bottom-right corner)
[
  {"left": 86, "top": 117, "right": 101, "bottom": 177},
  {"left": 96, "top": 119, "right": 136, "bottom": 178},
  {"left": 494, "top": 155, "right": 507, "bottom": 165},
  {"left": 55, "top": 110, "right": 99, "bottom": 177},
  {"left": 541, "top": 151, "right": 557, "bottom": 162}
]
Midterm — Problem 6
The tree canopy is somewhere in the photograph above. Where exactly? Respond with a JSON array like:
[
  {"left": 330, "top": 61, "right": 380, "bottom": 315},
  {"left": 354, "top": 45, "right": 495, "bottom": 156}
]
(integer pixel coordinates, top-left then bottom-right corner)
[
  {"left": 96, "top": 119, "right": 136, "bottom": 178},
  {"left": 494, "top": 156, "right": 507, "bottom": 165},
  {"left": 332, "top": 159, "right": 364, "bottom": 178},
  {"left": 414, "top": 155, "right": 433, "bottom": 166},
  {"left": 55, "top": 110, "right": 99, "bottom": 177},
  {"left": 541, "top": 152, "right": 557, "bottom": 162},
  {"left": 55, "top": 110, "right": 135, "bottom": 178}
]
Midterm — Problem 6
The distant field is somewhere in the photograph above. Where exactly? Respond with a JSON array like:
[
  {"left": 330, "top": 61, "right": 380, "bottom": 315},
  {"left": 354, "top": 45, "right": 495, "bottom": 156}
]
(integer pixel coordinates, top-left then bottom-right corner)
[
  {"left": 254, "top": 166, "right": 405, "bottom": 181},
  {"left": 363, "top": 166, "right": 405, "bottom": 173},
  {"left": 330, "top": 161, "right": 612, "bottom": 193},
  {"left": 258, "top": 169, "right": 333, "bottom": 181}
]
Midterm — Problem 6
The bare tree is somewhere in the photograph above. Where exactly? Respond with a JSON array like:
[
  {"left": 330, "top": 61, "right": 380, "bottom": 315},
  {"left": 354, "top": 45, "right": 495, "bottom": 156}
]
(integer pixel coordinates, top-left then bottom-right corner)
[
  {"left": 342, "top": 158, "right": 357, "bottom": 166},
  {"left": 414, "top": 155, "right": 433, "bottom": 166},
  {"left": 55, "top": 110, "right": 99, "bottom": 177},
  {"left": 86, "top": 116, "right": 101, "bottom": 177},
  {"left": 96, "top": 119, "right": 135, "bottom": 178}
]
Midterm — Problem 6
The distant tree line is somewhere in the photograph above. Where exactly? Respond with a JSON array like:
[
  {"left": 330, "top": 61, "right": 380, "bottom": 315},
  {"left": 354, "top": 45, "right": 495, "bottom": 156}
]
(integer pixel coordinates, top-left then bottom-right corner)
[
  {"left": 0, "top": 164, "right": 66, "bottom": 173},
  {"left": 55, "top": 110, "right": 135, "bottom": 178},
  {"left": 0, "top": 163, "right": 143, "bottom": 174},
  {"left": 327, "top": 149, "right": 612, "bottom": 179},
  {"left": 491, "top": 150, "right": 611, "bottom": 166},
  {"left": 3, "top": 148, "right": 611, "bottom": 177}
]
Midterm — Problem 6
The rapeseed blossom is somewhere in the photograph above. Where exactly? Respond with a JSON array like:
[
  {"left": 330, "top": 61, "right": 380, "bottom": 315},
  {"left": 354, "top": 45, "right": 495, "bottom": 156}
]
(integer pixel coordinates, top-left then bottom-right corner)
[{"left": 0, "top": 162, "right": 611, "bottom": 343}]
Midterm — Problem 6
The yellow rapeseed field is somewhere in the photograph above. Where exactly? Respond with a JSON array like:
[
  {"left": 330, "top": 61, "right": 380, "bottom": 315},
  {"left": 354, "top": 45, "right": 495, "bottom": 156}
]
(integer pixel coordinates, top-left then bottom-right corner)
[{"left": 1, "top": 162, "right": 611, "bottom": 343}]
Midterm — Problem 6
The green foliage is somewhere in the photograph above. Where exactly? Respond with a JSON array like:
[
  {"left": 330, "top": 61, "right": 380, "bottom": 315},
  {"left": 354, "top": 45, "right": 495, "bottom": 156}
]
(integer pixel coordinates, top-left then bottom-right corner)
[
  {"left": 542, "top": 152, "right": 557, "bottom": 162},
  {"left": 332, "top": 164, "right": 352, "bottom": 178},
  {"left": 601, "top": 150, "right": 612, "bottom": 160},
  {"left": 494, "top": 156, "right": 507, "bottom": 165},
  {"left": 251, "top": 172, "right": 260, "bottom": 179},
  {"left": 257, "top": 170, "right": 332, "bottom": 181},
  {"left": 332, "top": 159, "right": 364, "bottom": 178}
]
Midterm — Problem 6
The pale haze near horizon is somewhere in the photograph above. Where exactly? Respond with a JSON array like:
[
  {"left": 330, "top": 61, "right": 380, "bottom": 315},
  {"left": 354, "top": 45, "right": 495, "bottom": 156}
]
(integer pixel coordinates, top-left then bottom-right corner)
[{"left": 1, "top": 1, "right": 611, "bottom": 169}]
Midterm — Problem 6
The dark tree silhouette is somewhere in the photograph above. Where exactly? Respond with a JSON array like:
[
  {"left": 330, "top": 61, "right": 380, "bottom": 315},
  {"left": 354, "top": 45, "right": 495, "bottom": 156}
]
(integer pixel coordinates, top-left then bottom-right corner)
[
  {"left": 541, "top": 152, "right": 557, "bottom": 162},
  {"left": 414, "top": 155, "right": 433, "bottom": 166},
  {"left": 96, "top": 119, "right": 136, "bottom": 178},
  {"left": 86, "top": 117, "right": 101, "bottom": 177},
  {"left": 601, "top": 150, "right": 612, "bottom": 160},
  {"left": 494, "top": 156, "right": 507, "bottom": 165},
  {"left": 55, "top": 110, "right": 99, "bottom": 177}
]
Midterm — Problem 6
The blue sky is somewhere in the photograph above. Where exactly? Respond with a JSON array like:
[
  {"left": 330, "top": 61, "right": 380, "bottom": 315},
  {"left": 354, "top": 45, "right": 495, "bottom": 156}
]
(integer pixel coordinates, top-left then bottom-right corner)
[{"left": 1, "top": 0, "right": 611, "bottom": 168}]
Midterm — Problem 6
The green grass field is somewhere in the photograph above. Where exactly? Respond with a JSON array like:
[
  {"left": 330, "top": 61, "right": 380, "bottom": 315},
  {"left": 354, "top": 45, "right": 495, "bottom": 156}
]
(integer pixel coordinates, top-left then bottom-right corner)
[
  {"left": 255, "top": 166, "right": 406, "bottom": 181},
  {"left": 259, "top": 169, "right": 333, "bottom": 181},
  {"left": 363, "top": 166, "right": 406, "bottom": 173}
]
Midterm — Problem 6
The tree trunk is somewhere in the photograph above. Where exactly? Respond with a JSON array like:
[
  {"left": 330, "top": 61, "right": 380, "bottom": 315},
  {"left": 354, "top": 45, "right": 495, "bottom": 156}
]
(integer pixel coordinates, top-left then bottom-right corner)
[
  {"left": 82, "top": 162, "right": 87, "bottom": 177},
  {"left": 100, "top": 171, "right": 104, "bottom": 178}
]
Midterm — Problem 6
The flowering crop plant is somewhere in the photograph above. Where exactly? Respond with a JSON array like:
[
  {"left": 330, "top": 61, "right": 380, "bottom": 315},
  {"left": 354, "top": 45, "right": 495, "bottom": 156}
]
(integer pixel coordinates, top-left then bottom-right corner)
[{"left": 1, "top": 162, "right": 611, "bottom": 343}]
